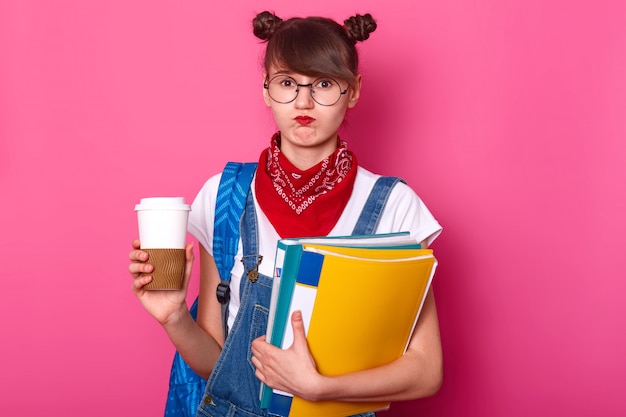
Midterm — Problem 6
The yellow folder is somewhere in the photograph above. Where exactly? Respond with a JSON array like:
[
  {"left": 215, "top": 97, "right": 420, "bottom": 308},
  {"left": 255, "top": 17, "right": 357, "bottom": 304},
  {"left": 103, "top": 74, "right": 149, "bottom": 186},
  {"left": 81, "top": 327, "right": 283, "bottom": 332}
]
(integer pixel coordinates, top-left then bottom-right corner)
[{"left": 272, "top": 244, "right": 437, "bottom": 417}]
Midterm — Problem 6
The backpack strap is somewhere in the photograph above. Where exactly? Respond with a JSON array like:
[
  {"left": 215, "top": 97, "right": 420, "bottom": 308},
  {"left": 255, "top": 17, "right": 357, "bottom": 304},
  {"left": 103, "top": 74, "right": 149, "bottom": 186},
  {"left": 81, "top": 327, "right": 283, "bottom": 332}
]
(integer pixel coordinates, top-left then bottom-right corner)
[
  {"left": 352, "top": 176, "right": 405, "bottom": 235},
  {"left": 164, "top": 161, "right": 257, "bottom": 417},
  {"left": 213, "top": 162, "right": 258, "bottom": 340}
]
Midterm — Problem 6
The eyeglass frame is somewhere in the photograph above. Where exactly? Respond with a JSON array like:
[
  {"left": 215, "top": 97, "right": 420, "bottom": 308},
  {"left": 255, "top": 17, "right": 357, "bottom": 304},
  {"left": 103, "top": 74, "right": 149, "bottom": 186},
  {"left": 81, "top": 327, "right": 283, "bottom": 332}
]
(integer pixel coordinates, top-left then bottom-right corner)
[{"left": 263, "top": 74, "right": 349, "bottom": 106}]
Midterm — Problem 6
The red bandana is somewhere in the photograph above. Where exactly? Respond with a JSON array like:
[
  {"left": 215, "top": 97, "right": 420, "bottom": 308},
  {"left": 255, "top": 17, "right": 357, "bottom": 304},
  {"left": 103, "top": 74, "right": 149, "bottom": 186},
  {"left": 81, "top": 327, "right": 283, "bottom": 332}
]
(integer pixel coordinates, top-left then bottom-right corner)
[{"left": 255, "top": 133, "right": 357, "bottom": 238}]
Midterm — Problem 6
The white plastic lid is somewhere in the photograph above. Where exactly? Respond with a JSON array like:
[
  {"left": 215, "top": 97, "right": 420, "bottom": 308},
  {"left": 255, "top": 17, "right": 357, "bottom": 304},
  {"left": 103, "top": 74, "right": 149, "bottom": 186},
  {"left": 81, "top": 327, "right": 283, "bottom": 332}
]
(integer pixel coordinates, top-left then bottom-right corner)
[{"left": 134, "top": 197, "right": 191, "bottom": 211}]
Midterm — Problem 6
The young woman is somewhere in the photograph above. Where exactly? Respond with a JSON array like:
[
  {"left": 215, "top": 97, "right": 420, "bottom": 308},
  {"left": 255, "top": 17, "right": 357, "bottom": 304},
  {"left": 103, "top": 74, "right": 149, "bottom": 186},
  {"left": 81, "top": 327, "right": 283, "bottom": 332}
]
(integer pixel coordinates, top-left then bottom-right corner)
[{"left": 129, "top": 11, "right": 443, "bottom": 417}]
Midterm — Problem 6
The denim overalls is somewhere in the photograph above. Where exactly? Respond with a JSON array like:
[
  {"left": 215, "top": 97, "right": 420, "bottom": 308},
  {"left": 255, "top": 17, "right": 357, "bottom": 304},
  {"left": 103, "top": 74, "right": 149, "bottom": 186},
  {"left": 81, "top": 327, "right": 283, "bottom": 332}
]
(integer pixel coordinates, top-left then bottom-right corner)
[{"left": 196, "top": 177, "right": 402, "bottom": 417}]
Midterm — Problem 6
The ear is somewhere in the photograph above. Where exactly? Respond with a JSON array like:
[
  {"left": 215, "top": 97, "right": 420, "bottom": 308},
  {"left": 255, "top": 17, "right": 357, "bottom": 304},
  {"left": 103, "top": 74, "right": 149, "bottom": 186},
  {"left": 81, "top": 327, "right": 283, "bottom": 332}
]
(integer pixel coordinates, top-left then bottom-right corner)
[
  {"left": 262, "top": 72, "right": 272, "bottom": 107},
  {"left": 347, "top": 74, "right": 362, "bottom": 109}
]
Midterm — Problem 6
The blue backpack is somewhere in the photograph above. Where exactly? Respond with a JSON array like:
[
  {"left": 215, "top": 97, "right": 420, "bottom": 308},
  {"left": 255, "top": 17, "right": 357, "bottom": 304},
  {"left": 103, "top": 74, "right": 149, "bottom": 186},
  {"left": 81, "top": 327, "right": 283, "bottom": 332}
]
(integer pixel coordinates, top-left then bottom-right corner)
[{"left": 164, "top": 162, "right": 257, "bottom": 417}]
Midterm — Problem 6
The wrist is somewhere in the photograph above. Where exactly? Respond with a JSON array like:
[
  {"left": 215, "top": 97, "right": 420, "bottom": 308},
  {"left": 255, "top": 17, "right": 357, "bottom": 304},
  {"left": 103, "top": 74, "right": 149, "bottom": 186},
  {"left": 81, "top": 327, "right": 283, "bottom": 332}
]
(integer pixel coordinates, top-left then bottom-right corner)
[
  {"left": 160, "top": 302, "right": 191, "bottom": 329},
  {"left": 304, "top": 374, "right": 336, "bottom": 402}
]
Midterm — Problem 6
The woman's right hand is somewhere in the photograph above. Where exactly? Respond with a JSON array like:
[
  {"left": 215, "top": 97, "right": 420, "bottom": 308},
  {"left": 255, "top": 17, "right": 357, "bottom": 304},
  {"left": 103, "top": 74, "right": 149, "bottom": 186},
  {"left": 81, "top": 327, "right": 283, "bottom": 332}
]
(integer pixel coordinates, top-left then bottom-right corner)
[{"left": 128, "top": 239, "right": 194, "bottom": 325}]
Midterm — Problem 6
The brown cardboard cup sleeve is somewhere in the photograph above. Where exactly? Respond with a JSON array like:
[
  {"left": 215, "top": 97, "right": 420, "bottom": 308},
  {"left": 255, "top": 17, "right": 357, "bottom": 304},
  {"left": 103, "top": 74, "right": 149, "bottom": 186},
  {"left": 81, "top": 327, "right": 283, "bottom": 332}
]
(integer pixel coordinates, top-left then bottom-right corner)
[{"left": 141, "top": 248, "right": 185, "bottom": 290}]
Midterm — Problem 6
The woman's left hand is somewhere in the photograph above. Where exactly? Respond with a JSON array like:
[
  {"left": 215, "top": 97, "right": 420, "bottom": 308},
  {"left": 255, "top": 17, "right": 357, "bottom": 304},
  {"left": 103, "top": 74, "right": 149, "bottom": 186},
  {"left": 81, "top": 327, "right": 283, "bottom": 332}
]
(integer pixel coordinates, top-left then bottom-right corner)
[{"left": 251, "top": 310, "right": 324, "bottom": 401}]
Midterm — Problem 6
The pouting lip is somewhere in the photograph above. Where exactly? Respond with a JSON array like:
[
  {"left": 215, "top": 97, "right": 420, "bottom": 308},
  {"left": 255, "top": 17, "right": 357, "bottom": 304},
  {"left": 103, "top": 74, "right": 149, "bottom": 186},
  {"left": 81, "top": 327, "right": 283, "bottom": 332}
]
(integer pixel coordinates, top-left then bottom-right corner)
[{"left": 295, "top": 116, "right": 315, "bottom": 125}]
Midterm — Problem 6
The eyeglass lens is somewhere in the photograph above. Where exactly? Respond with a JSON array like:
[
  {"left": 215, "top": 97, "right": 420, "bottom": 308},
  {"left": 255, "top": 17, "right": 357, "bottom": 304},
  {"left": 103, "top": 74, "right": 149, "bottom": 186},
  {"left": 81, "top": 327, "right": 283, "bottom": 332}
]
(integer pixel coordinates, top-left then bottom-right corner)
[{"left": 266, "top": 75, "right": 345, "bottom": 106}]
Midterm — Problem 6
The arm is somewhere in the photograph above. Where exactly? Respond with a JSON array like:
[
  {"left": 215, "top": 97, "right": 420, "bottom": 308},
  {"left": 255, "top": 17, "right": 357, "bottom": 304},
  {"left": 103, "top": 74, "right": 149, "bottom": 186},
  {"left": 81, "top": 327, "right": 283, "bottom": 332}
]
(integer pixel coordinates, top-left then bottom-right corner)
[
  {"left": 251, "top": 240, "right": 443, "bottom": 402},
  {"left": 129, "top": 240, "right": 224, "bottom": 379}
]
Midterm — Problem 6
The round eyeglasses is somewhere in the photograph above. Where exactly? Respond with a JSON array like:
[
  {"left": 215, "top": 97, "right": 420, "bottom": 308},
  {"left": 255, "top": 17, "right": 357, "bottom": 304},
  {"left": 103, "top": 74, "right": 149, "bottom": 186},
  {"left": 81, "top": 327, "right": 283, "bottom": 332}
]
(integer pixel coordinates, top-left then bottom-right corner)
[{"left": 264, "top": 75, "right": 349, "bottom": 106}]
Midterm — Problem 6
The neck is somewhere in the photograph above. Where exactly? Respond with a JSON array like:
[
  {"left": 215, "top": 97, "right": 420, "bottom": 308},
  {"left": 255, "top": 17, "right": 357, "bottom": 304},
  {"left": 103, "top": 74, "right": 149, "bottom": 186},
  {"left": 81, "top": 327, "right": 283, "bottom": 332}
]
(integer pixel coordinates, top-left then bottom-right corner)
[{"left": 278, "top": 137, "right": 339, "bottom": 171}]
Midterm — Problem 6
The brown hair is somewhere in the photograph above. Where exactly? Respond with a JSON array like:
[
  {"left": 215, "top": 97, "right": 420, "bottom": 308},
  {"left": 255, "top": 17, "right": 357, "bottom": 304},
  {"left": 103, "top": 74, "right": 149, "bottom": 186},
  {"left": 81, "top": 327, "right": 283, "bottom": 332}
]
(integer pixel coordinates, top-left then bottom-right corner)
[{"left": 252, "top": 11, "right": 377, "bottom": 87}]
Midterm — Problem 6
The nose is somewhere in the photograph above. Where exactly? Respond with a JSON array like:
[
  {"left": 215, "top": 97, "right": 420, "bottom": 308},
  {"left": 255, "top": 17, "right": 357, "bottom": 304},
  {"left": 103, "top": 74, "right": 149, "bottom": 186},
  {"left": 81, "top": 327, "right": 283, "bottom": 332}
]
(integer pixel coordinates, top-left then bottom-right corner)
[{"left": 294, "top": 83, "right": 315, "bottom": 108}]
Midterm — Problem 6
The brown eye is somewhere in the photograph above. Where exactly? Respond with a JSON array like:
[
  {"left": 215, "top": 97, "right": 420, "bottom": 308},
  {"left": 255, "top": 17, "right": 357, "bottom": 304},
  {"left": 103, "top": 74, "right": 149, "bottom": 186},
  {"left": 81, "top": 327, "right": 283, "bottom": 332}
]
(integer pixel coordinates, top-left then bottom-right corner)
[{"left": 315, "top": 79, "right": 335, "bottom": 90}]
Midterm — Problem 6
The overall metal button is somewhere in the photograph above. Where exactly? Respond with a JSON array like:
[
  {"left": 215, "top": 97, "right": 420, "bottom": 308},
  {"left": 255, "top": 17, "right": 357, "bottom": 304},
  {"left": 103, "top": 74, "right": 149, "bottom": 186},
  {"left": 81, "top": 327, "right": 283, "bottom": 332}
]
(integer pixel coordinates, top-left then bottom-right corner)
[{"left": 248, "top": 270, "right": 259, "bottom": 282}]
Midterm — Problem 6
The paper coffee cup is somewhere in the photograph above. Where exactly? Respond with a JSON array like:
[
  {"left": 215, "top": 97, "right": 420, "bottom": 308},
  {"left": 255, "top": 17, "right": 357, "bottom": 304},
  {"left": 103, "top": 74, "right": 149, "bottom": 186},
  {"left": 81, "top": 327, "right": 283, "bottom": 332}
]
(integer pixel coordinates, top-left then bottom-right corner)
[{"left": 135, "top": 197, "right": 191, "bottom": 290}]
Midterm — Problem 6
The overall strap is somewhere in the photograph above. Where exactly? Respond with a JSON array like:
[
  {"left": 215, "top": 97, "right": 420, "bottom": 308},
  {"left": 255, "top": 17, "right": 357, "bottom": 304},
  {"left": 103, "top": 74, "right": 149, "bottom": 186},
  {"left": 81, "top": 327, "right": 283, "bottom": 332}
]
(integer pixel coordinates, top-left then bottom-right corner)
[
  {"left": 352, "top": 176, "right": 405, "bottom": 235},
  {"left": 234, "top": 185, "right": 263, "bottom": 324},
  {"left": 213, "top": 161, "right": 258, "bottom": 340},
  {"left": 240, "top": 188, "right": 262, "bottom": 294}
]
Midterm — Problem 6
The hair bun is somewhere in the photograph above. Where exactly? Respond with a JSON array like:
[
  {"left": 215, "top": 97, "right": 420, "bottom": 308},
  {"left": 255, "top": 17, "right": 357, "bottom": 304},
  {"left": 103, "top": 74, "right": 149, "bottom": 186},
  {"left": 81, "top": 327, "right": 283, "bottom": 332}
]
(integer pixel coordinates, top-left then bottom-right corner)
[
  {"left": 344, "top": 13, "right": 377, "bottom": 42},
  {"left": 253, "top": 11, "right": 283, "bottom": 41}
]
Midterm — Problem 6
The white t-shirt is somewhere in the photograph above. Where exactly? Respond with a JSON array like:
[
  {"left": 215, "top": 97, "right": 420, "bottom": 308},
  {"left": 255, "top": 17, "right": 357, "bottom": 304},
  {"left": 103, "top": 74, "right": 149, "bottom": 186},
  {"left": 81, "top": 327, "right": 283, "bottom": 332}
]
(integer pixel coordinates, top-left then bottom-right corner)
[{"left": 188, "top": 166, "right": 442, "bottom": 330}]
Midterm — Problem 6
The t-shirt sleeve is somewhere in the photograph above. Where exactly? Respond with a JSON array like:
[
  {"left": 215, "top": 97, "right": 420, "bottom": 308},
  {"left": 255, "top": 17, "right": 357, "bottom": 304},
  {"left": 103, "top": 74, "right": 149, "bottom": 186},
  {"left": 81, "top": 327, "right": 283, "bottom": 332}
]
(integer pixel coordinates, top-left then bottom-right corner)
[
  {"left": 381, "top": 181, "right": 442, "bottom": 247},
  {"left": 187, "top": 173, "right": 222, "bottom": 254}
]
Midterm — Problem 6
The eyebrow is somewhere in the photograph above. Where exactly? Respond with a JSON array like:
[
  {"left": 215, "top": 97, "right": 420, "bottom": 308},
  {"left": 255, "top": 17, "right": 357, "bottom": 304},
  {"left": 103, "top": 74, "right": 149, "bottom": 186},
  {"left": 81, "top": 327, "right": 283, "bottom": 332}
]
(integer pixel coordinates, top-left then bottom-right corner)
[{"left": 271, "top": 70, "right": 296, "bottom": 77}]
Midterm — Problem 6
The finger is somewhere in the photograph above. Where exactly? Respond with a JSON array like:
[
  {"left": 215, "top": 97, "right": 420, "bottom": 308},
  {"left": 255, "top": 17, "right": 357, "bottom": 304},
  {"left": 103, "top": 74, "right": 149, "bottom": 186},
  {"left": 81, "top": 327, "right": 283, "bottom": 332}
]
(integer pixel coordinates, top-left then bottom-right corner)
[
  {"left": 128, "top": 261, "right": 153, "bottom": 277},
  {"left": 251, "top": 353, "right": 270, "bottom": 385},
  {"left": 185, "top": 242, "right": 194, "bottom": 261},
  {"left": 290, "top": 310, "right": 308, "bottom": 349},
  {"left": 181, "top": 242, "right": 194, "bottom": 289},
  {"left": 251, "top": 353, "right": 261, "bottom": 368},
  {"left": 132, "top": 239, "right": 141, "bottom": 250},
  {"left": 129, "top": 249, "right": 149, "bottom": 262},
  {"left": 254, "top": 367, "right": 266, "bottom": 383},
  {"left": 250, "top": 337, "right": 265, "bottom": 358},
  {"left": 131, "top": 274, "right": 153, "bottom": 292}
]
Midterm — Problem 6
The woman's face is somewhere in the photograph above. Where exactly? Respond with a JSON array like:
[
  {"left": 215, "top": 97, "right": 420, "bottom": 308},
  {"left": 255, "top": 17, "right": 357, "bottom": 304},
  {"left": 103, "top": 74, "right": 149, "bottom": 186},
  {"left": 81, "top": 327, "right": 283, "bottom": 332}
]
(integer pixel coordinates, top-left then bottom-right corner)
[{"left": 263, "top": 66, "right": 361, "bottom": 165}]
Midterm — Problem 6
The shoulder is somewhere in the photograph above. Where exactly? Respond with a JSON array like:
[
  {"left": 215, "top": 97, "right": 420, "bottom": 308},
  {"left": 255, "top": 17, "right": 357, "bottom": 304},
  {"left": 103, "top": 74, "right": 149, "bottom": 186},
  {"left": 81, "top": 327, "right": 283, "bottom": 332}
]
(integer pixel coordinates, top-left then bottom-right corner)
[
  {"left": 354, "top": 167, "right": 442, "bottom": 246},
  {"left": 354, "top": 166, "right": 417, "bottom": 203},
  {"left": 193, "top": 162, "right": 258, "bottom": 203},
  {"left": 187, "top": 172, "right": 224, "bottom": 251},
  {"left": 192, "top": 172, "right": 223, "bottom": 208},
  {"left": 353, "top": 166, "right": 383, "bottom": 194}
]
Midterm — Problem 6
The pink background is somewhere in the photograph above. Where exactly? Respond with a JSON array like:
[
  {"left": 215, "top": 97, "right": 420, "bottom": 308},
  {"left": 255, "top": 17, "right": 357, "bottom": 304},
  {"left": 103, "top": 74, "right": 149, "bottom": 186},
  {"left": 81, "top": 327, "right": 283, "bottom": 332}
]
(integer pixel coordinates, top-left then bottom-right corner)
[{"left": 1, "top": 0, "right": 625, "bottom": 415}]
